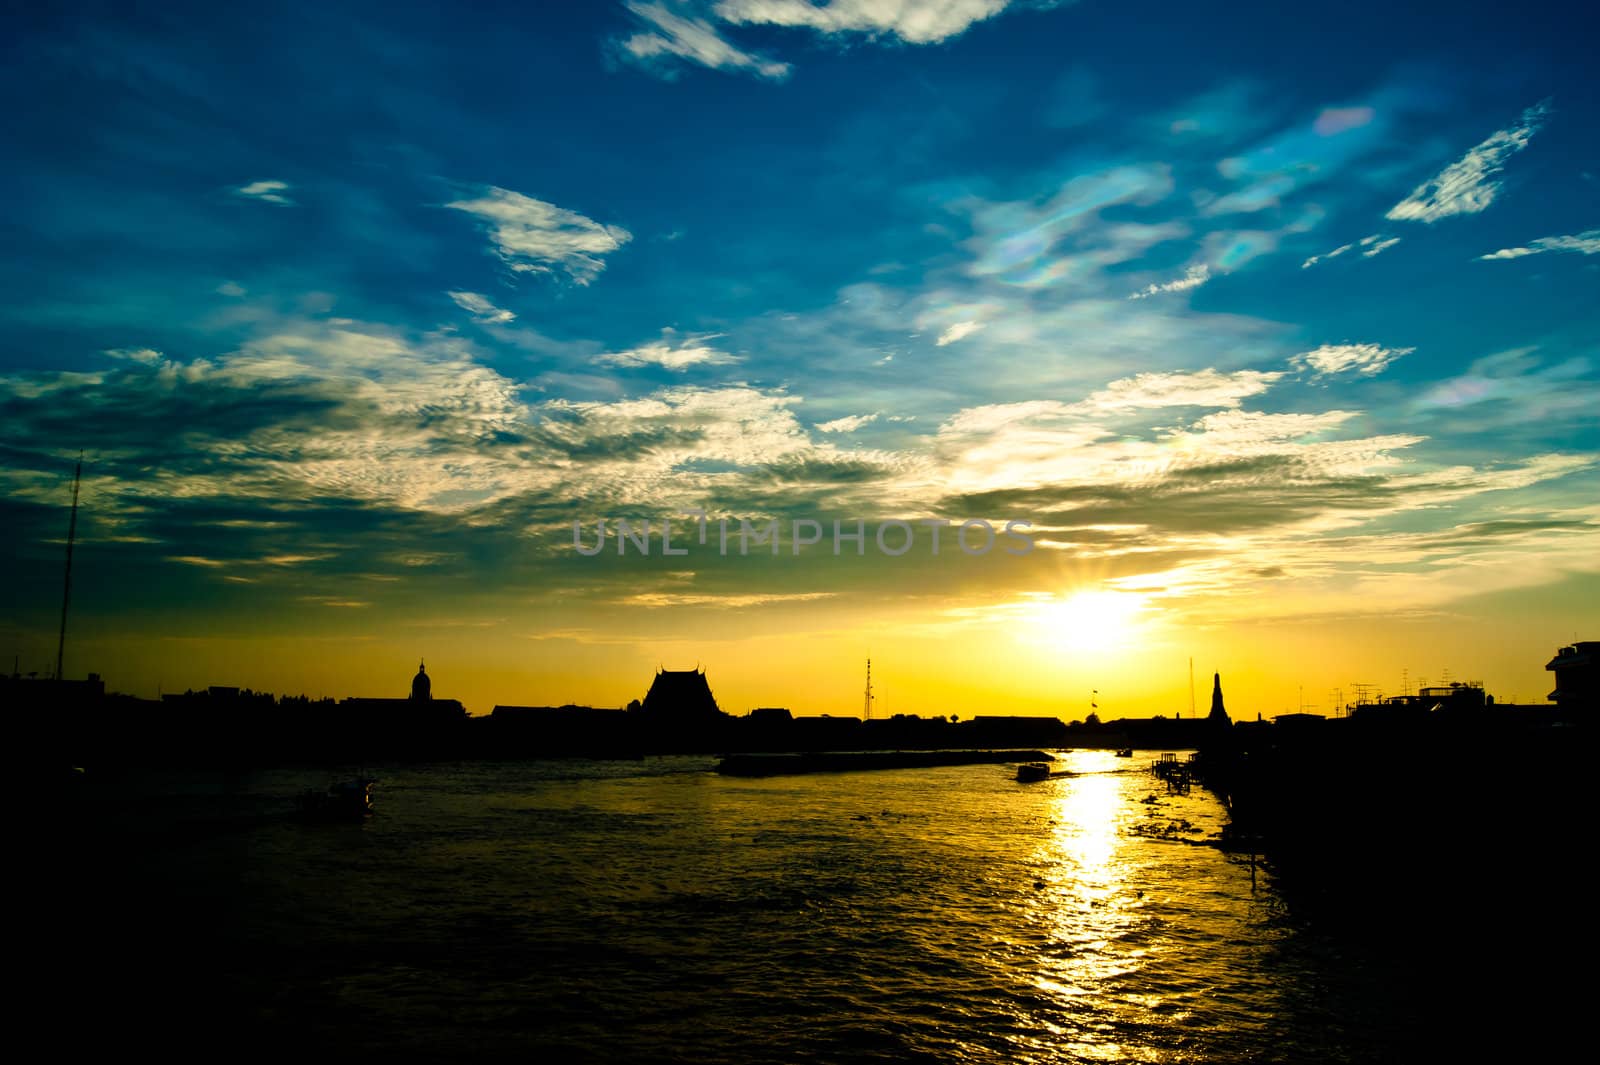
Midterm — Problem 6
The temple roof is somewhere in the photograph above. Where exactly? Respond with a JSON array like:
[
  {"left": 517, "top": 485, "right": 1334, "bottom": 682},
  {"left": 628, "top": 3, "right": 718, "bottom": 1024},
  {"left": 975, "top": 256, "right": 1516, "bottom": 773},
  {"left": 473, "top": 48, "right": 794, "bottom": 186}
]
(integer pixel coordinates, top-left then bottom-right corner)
[{"left": 639, "top": 667, "right": 723, "bottom": 718}]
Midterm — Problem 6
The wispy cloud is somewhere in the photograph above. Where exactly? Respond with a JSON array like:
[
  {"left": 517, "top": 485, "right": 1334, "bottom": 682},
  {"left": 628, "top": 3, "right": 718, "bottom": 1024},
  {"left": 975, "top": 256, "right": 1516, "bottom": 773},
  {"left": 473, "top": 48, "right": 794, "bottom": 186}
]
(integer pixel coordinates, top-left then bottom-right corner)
[
  {"left": 446, "top": 186, "right": 632, "bottom": 285},
  {"left": 1476, "top": 228, "right": 1600, "bottom": 261},
  {"left": 936, "top": 320, "right": 985, "bottom": 345},
  {"left": 1415, "top": 347, "right": 1594, "bottom": 416},
  {"left": 234, "top": 179, "right": 294, "bottom": 206},
  {"left": 300, "top": 596, "right": 371, "bottom": 608},
  {"left": 1301, "top": 242, "right": 1353, "bottom": 269},
  {"left": 1292, "top": 342, "right": 1415, "bottom": 377},
  {"left": 964, "top": 164, "right": 1175, "bottom": 286},
  {"left": 714, "top": 0, "right": 1015, "bottom": 44},
  {"left": 618, "top": 2, "right": 791, "bottom": 80},
  {"left": 1128, "top": 263, "right": 1209, "bottom": 299},
  {"left": 1360, "top": 234, "right": 1401, "bottom": 258},
  {"left": 169, "top": 555, "right": 226, "bottom": 568},
  {"left": 596, "top": 330, "right": 741, "bottom": 370},
  {"left": 1083, "top": 369, "right": 1282, "bottom": 411},
  {"left": 447, "top": 291, "right": 515, "bottom": 324},
  {"left": 1301, "top": 233, "right": 1399, "bottom": 268},
  {"left": 623, "top": 590, "right": 836, "bottom": 608},
  {"left": 1386, "top": 100, "right": 1550, "bottom": 223},
  {"left": 816, "top": 413, "right": 879, "bottom": 433},
  {"left": 1313, "top": 106, "right": 1375, "bottom": 137},
  {"left": 617, "top": 0, "right": 1029, "bottom": 80}
]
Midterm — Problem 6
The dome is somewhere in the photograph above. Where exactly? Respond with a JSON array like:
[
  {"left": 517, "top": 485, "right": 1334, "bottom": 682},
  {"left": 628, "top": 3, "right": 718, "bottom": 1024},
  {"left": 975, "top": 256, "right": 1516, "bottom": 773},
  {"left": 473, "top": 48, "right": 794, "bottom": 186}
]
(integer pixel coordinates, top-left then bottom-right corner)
[{"left": 410, "top": 660, "right": 431, "bottom": 701}]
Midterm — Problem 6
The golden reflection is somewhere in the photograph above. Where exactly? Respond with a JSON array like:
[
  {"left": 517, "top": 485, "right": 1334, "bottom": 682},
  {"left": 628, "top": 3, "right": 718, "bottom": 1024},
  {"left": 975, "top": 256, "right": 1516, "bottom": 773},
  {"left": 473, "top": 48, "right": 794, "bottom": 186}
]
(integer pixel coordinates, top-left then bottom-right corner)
[{"left": 1027, "top": 749, "right": 1149, "bottom": 1061}]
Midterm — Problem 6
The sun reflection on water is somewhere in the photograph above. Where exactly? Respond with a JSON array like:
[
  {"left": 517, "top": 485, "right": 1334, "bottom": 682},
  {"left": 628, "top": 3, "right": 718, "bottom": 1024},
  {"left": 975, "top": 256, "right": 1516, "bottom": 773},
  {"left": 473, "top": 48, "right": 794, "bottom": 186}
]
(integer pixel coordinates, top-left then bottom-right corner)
[{"left": 1026, "top": 750, "right": 1157, "bottom": 1061}]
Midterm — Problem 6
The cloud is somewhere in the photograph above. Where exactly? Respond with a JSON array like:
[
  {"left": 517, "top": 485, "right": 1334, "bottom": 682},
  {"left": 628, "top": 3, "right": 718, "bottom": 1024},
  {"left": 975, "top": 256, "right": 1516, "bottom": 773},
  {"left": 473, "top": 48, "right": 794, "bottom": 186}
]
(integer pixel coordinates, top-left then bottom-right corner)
[
  {"left": 1083, "top": 369, "right": 1282, "bottom": 411},
  {"left": 1313, "top": 106, "right": 1374, "bottom": 137},
  {"left": 300, "top": 596, "right": 371, "bottom": 608},
  {"left": 1360, "top": 235, "right": 1401, "bottom": 258},
  {"left": 619, "top": 2, "right": 791, "bottom": 80},
  {"left": 1301, "top": 233, "right": 1399, "bottom": 268},
  {"left": 596, "top": 330, "right": 741, "bottom": 370},
  {"left": 816, "top": 413, "right": 879, "bottom": 433},
  {"left": 623, "top": 590, "right": 836, "bottom": 608},
  {"left": 615, "top": 1, "right": 1032, "bottom": 80},
  {"left": 1414, "top": 346, "right": 1593, "bottom": 416},
  {"left": 1292, "top": 342, "right": 1415, "bottom": 377},
  {"left": 447, "top": 291, "right": 515, "bottom": 324},
  {"left": 1301, "top": 242, "right": 1353, "bottom": 269},
  {"left": 936, "top": 320, "right": 985, "bottom": 345},
  {"left": 963, "top": 164, "right": 1175, "bottom": 285},
  {"left": 169, "top": 555, "right": 226, "bottom": 568},
  {"left": 928, "top": 390, "right": 1426, "bottom": 521},
  {"left": 1476, "top": 228, "right": 1600, "bottom": 261},
  {"left": 104, "top": 347, "right": 167, "bottom": 366},
  {"left": 216, "top": 281, "right": 247, "bottom": 297},
  {"left": 4, "top": 308, "right": 1590, "bottom": 634},
  {"left": 445, "top": 186, "right": 631, "bottom": 285},
  {"left": 234, "top": 180, "right": 294, "bottom": 206},
  {"left": 1386, "top": 100, "right": 1551, "bottom": 223},
  {"left": 1128, "top": 263, "right": 1209, "bottom": 299},
  {"left": 714, "top": 0, "right": 1014, "bottom": 44},
  {"left": 1, "top": 322, "right": 542, "bottom": 515}
]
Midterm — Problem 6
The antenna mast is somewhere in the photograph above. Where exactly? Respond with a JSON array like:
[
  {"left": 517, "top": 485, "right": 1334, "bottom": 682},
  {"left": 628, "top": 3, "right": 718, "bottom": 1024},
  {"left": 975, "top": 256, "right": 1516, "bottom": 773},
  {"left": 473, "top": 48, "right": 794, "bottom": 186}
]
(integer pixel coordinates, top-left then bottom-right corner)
[
  {"left": 864, "top": 658, "right": 874, "bottom": 720},
  {"left": 1188, "top": 657, "right": 1195, "bottom": 718},
  {"left": 56, "top": 453, "right": 82, "bottom": 682}
]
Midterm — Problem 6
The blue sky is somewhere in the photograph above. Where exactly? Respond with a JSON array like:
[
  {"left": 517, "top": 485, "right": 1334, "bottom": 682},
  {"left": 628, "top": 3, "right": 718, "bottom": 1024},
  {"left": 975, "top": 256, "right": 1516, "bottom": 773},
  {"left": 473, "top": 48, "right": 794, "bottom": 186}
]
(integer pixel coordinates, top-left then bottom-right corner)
[{"left": 2, "top": 1, "right": 1596, "bottom": 712}]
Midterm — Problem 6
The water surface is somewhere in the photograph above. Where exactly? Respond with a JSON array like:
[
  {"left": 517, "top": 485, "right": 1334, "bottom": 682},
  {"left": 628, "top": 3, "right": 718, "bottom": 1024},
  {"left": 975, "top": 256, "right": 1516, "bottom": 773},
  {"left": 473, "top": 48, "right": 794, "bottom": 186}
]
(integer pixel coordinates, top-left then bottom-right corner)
[{"left": 59, "top": 752, "right": 1441, "bottom": 1061}]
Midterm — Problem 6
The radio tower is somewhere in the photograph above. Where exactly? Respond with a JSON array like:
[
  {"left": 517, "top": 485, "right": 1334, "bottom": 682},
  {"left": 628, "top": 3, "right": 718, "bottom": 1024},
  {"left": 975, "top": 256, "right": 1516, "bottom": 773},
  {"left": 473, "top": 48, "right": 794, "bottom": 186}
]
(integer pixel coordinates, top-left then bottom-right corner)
[
  {"left": 1188, "top": 657, "right": 1196, "bottom": 718},
  {"left": 56, "top": 453, "right": 83, "bottom": 682},
  {"left": 863, "top": 658, "right": 875, "bottom": 720}
]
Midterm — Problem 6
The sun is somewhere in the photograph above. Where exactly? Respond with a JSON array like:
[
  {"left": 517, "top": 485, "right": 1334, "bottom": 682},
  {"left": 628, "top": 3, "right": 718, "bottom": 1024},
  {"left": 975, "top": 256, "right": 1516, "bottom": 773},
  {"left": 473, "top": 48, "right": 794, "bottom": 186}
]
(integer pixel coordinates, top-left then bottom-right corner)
[{"left": 1033, "top": 589, "right": 1147, "bottom": 655}]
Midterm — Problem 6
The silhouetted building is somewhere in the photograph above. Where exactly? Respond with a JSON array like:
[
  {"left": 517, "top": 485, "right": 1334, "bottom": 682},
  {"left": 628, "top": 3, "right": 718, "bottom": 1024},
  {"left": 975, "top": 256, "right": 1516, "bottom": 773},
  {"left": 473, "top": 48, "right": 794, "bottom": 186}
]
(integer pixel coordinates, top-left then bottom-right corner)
[
  {"left": 1350, "top": 681, "right": 1488, "bottom": 723},
  {"left": 338, "top": 661, "right": 467, "bottom": 757},
  {"left": 1546, "top": 642, "right": 1597, "bottom": 713},
  {"left": 638, "top": 667, "right": 724, "bottom": 722},
  {"left": 3, "top": 671, "right": 104, "bottom": 702},
  {"left": 484, "top": 704, "right": 632, "bottom": 757},
  {"left": 1207, "top": 672, "right": 1231, "bottom": 726},
  {"left": 747, "top": 707, "right": 793, "bottom": 725}
]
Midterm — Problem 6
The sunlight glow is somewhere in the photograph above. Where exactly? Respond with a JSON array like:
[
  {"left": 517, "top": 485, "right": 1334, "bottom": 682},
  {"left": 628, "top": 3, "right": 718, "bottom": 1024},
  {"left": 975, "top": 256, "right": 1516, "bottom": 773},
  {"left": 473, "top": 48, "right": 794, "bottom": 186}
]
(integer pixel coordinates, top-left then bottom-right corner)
[{"left": 1033, "top": 590, "right": 1147, "bottom": 655}]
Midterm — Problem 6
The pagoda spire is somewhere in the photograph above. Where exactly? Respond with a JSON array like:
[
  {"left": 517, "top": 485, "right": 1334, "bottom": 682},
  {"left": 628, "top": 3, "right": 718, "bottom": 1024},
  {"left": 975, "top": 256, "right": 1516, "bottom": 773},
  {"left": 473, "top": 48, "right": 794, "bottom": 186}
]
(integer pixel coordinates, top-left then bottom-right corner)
[{"left": 1207, "top": 672, "right": 1231, "bottom": 725}]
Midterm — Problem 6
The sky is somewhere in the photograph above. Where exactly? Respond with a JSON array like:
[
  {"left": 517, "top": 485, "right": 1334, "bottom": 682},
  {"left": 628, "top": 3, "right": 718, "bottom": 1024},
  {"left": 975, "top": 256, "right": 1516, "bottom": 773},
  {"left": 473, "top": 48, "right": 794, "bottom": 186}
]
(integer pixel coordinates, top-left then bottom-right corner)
[{"left": 2, "top": 0, "right": 1596, "bottom": 718}]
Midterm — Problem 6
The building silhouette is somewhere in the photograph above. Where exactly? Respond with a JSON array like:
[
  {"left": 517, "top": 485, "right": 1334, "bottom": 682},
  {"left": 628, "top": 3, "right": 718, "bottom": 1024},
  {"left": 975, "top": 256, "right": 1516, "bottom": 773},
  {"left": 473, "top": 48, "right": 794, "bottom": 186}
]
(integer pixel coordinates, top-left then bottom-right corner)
[
  {"left": 18, "top": 638, "right": 1591, "bottom": 768},
  {"left": 1207, "top": 672, "right": 1231, "bottom": 726},
  {"left": 1546, "top": 641, "right": 1596, "bottom": 713},
  {"left": 638, "top": 667, "right": 725, "bottom": 722}
]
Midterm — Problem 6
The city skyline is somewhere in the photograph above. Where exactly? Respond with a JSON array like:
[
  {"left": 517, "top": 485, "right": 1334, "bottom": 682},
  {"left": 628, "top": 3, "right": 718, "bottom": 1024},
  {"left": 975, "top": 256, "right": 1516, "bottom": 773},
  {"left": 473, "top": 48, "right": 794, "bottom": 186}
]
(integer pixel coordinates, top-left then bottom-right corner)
[{"left": 3, "top": 2, "right": 1596, "bottom": 717}]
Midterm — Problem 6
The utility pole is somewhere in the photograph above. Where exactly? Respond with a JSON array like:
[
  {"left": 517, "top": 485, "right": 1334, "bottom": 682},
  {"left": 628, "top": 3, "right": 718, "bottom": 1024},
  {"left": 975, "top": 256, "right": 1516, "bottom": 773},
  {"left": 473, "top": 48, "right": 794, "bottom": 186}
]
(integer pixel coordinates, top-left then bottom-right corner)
[{"left": 56, "top": 453, "right": 82, "bottom": 682}]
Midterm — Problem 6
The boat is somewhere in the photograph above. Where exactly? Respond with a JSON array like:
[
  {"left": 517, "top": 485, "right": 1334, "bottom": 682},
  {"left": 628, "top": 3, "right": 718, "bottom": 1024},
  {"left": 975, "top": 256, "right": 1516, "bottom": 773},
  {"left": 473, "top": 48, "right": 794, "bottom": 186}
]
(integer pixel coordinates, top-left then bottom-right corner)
[
  {"left": 1016, "top": 762, "right": 1053, "bottom": 783},
  {"left": 298, "top": 776, "right": 374, "bottom": 821},
  {"left": 1116, "top": 748, "right": 1133, "bottom": 758}
]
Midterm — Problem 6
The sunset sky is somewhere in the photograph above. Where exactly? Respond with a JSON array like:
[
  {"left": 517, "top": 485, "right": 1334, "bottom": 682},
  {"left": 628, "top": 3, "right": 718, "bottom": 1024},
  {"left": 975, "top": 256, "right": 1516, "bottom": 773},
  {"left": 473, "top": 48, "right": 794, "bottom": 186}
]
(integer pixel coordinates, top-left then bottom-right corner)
[{"left": 3, "top": 1, "right": 1595, "bottom": 717}]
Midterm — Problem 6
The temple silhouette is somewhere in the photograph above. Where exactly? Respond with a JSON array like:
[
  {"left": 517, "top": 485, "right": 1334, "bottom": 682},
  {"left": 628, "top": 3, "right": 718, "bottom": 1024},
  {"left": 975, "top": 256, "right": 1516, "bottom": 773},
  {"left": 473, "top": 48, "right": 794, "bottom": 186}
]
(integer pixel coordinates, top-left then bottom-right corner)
[{"left": 639, "top": 667, "right": 722, "bottom": 719}]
